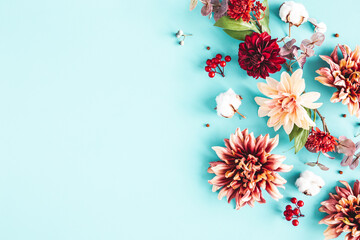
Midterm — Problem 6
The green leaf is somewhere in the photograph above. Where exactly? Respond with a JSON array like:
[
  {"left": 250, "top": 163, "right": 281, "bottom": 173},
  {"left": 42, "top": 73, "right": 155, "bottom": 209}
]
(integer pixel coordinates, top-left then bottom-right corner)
[
  {"left": 259, "top": 0, "right": 270, "bottom": 34},
  {"left": 214, "top": 16, "right": 260, "bottom": 33},
  {"left": 289, "top": 107, "right": 312, "bottom": 153},
  {"left": 293, "top": 126, "right": 310, "bottom": 154},
  {"left": 223, "top": 29, "right": 254, "bottom": 41}
]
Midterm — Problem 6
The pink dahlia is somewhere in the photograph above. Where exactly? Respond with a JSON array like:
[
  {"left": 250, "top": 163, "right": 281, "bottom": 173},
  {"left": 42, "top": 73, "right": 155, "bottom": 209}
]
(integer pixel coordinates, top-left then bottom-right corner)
[
  {"left": 208, "top": 128, "right": 293, "bottom": 210},
  {"left": 316, "top": 45, "right": 360, "bottom": 117},
  {"left": 238, "top": 32, "right": 286, "bottom": 79},
  {"left": 319, "top": 180, "right": 360, "bottom": 240}
]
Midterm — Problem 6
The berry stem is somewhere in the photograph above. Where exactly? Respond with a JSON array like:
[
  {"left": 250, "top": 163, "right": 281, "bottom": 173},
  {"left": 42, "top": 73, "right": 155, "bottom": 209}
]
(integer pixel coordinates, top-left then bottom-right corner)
[{"left": 216, "top": 65, "right": 225, "bottom": 77}]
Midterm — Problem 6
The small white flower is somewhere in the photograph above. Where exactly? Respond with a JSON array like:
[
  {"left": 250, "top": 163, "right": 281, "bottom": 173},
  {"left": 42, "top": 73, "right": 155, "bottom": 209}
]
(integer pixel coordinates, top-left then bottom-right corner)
[
  {"left": 308, "top": 18, "right": 327, "bottom": 33},
  {"left": 279, "top": 1, "right": 309, "bottom": 27},
  {"left": 176, "top": 30, "right": 184, "bottom": 38},
  {"left": 179, "top": 40, "right": 184, "bottom": 46},
  {"left": 215, "top": 88, "right": 242, "bottom": 118},
  {"left": 295, "top": 170, "right": 325, "bottom": 196}
]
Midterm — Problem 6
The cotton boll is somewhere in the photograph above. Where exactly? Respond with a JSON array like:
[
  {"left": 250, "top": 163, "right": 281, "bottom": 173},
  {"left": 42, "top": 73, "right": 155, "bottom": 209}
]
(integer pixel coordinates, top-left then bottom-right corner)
[
  {"left": 295, "top": 170, "right": 325, "bottom": 196},
  {"left": 215, "top": 88, "right": 242, "bottom": 118},
  {"left": 176, "top": 30, "right": 183, "bottom": 38},
  {"left": 279, "top": 1, "right": 309, "bottom": 26},
  {"left": 308, "top": 18, "right": 327, "bottom": 33},
  {"left": 315, "top": 22, "right": 327, "bottom": 33}
]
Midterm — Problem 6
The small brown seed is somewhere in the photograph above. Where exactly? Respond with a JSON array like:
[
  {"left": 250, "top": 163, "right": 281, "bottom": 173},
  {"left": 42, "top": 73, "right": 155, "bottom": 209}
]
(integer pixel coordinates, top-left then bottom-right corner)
[
  {"left": 206, "top": 123, "right": 210, "bottom": 127},
  {"left": 339, "top": 171, "right": 343, "bottom": 174},
  {"left": 335, "top": 33, "right": 339, "bottom": 38},
  {"left": 206, "top": 46, "right": 211, "bottom": 50}
]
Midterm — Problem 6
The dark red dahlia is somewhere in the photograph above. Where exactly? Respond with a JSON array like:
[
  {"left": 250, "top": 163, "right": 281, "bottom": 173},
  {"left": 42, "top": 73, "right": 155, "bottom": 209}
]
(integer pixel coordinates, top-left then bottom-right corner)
[
  {"left": 305, "top": 128, "right": 338, "bottom": 153},
  {"left": 238, "top": 32, "right": 285, "bottom": 79},
  {"left": 227, "top": 0, "right": 266, "bottom": 22}
]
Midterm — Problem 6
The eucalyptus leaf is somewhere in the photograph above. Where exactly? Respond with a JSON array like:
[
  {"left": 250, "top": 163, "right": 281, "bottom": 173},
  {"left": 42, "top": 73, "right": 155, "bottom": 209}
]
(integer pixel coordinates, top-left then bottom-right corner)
[
  {"left": 258, "top": 0, "right": 270, "bottom": 34},
  {"left": 305, "top": 162, "right": 317, "bottom": 167},
  {"left": 223, "top": 29, "right": 254, "bottom": 41},
  {"left": 214, "top": 16, "right": 259, "bottom": 33},
  {"left": 190, "top": 0, "right": 198, "bottom": 10}
]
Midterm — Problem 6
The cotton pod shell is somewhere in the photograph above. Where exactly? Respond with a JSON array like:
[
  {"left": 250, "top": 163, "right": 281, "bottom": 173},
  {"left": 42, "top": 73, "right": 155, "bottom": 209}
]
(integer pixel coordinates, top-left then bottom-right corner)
[
  {"left": 215, "top": 88, "right": 242, "bottom": 118},
  {"left": 295, "top": 170, "right": 325, "bottom": 196},
  {"left": 279, "top": 1, "right": 309, "bottom": 27}
]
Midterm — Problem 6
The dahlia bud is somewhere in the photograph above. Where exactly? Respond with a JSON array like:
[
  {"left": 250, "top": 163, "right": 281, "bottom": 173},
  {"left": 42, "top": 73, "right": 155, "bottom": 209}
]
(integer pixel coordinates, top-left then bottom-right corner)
[
  {"left": 279, "top": 1, "right": 309, "bottom": 27},
  {"left": 295, "top": 171, "right": 325, "bottom": 196},
  {"left": 215, "top": 88, "right": 243, "bottom": 118}
]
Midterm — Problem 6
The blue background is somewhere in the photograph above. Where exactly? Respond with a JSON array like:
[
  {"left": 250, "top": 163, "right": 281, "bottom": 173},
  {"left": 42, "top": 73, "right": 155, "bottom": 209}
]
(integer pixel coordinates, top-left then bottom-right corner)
[{"left": 0, "top": 0, "right": 358, "bottom": 239}]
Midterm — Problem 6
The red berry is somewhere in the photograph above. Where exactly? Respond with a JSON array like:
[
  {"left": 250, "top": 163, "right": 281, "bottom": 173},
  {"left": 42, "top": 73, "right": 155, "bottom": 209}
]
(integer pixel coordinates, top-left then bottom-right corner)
[
  {"left": 205, "top": 66, "right": 211, "bottom": 72},
  {"left": 208, "top": 72, "right": 215, "bottom": 78},
  {"left": 225, "top": 55, "right": 231, "bottom": 62},
  {"left": 210, "top": 63, "right": 217, "bottom": 69},
  {"left": 293, "top": 208, "right": 300, "bottom": 215},
  {"left": 216, "top": 54, "right": 222, "bottom": 59},
  {"left": 292, "top": 219, "right": 299, "bottom": 226},
  {"left": 212, "top": 58, "right": 217, "bottom": 63},
  {"left": 297, "top": 200, "right": 304, "bottom": 207},
  {"left": 214, "top": 58, "right": 220, "bottom": 64},
  {"left": 291, "top": 198, "right": 297, "bottom": 204},
  {"left": 220, "top": 61, "right": 226, "bottom": 67},
  {"left": 206, "top": 59, "right": 212, "bottom": 65},
  {"left": 285, "top": 215, "right": 292, "bottom": 221},
  {"left": 285, "top": 205, "right": 292, "bottom": 211},
  {"left": 206, "top": 46, "right": 210, "bottom": 50},
  {"left": 284, "top": 210, "right": 292, "bottom": 216}
]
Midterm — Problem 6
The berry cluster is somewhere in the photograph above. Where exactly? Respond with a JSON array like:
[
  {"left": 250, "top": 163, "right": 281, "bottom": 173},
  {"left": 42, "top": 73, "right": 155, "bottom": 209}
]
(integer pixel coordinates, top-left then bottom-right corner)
[
  {"left": 205, "top": 54, "right": 231, "bottom": 78},
  {"left": 283, "top": 198, "right": 305, "bottom": 226}
]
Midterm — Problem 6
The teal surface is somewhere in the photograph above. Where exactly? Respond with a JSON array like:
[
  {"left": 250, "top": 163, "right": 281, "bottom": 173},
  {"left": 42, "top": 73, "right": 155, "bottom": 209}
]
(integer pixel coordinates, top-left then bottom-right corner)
[{"left": 0, "top": 0, "right": 358, "bottom": 239}]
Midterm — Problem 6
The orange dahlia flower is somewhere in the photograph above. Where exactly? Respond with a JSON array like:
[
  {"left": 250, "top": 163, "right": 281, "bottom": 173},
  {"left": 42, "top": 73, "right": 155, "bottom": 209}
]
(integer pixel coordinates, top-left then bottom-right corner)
[
  {"left": 316, "top": 45, "right": 360, "bottom": 117},
  {"left": 208, "top": 128, "right": 293, "bottom": 210},
  {"left": 319, "top": 180, "right": 360, "bottom": 240},
  {"left": 255, "top": 69, "right": 323, "bottom": 134}
]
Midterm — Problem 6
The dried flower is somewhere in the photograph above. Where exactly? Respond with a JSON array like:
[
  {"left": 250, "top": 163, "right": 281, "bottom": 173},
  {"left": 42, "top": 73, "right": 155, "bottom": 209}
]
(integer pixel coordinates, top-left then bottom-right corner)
[
  {"left": 316, "top": 45, "right": 360, "bottom": 117},
  {"left": 319, "top": 180, "right": 360, "bottom": 240},
  {"left": 212, "top": 0, "right": 228, "bottom": 21},
  {"left": 208, "top": 128, "right": 293, "bottom": 209},
  {"left": 227, "top": 0, "right": 265, "bottom": 22},
  {"left": 279, "top": 39, "right": 299, "bottom": 60},
  {"left": 308, "top": 18, "right": 327, "bottom": 33},
  {"left": 305, "top": 127, "right": 338, "bottom": 154},
  {"left": 238, "top": 32, "right": 286, "bottom": 79},
  {"left": 279, "top": 1, "right": 309, "bottom": 27},
  {"left": 338, "top": 136, "right": 360, "bottom": 170},
  {"left": 215, "top": 88, "right": 244, "bottom": 118},
  {"left": 301, "top": 32, "right": 325, "bottom": 49},
  {"left": 255, "top": 69, "right": 322, "bottom": 134},
  {"left": 200, "top": 0, "right": 213, "bottom": 18},
  {"left": 295, "top": 171, "right": 325, "bottom": 196}
]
